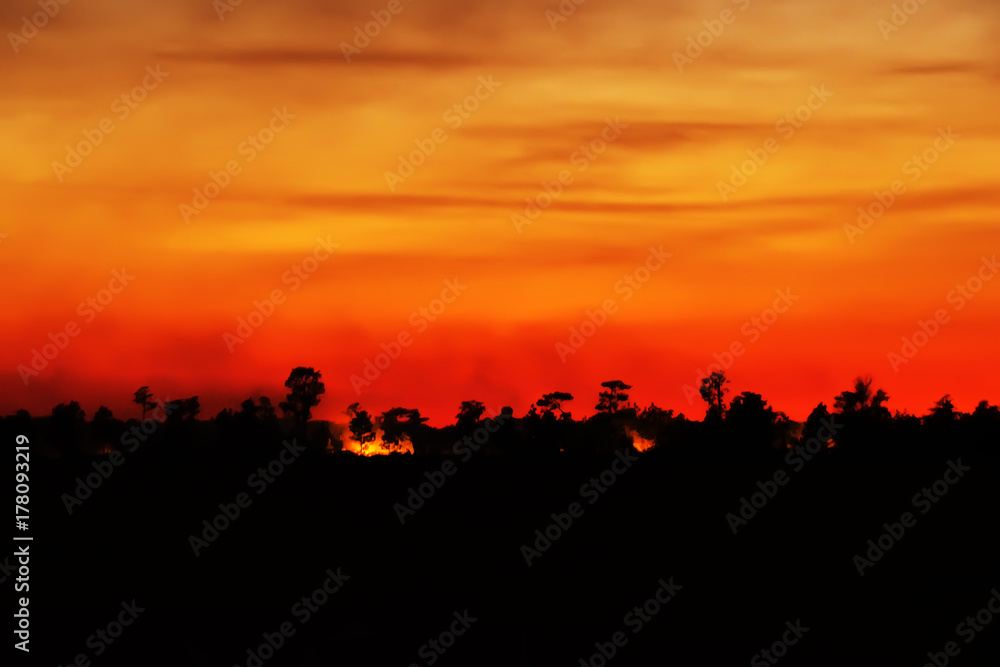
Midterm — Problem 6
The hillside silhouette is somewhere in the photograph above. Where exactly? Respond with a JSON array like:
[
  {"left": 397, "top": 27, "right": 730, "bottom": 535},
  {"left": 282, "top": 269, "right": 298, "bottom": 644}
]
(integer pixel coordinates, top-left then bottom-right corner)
[
  {"left": 7, "top": 368, "right": 999, "bottom": 666},
  {"left": 11, "top": 368, "right": 999, "bottom": 463}
]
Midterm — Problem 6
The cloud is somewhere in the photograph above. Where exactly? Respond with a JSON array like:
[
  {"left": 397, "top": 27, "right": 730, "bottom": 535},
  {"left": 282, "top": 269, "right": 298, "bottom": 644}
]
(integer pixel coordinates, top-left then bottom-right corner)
[
  {"left": 155, "top": 48, "right": 487, "bottom": 69},
  {"left": 884, "top": 62, "right": 983, "bottom": 76}
]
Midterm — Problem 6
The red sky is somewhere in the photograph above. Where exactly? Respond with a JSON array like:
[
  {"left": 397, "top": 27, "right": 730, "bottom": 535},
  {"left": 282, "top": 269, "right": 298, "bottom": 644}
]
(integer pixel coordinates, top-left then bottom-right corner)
[{"left": 3, "top": 0, "right": 999, "bottom": 425}]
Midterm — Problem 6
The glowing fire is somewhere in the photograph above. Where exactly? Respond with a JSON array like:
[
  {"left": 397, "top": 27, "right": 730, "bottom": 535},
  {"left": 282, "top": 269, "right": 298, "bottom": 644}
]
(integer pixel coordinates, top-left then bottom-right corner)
[
  {"left": 624, "top": 427, "right": 655, "bottom": 452},
  {"left": 339, "top": 433, "right": 414, "bottom": 456}
]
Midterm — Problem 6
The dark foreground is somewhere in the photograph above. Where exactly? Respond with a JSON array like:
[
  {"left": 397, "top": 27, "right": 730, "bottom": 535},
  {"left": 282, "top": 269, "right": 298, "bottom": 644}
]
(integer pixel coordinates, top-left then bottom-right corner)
[{"left": 11, "top": 440, "right": 1000, "bottom": 667}]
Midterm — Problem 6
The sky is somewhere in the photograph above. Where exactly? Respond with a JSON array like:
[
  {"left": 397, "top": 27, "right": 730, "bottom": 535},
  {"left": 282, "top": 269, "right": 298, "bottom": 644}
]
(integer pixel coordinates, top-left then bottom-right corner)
[{"left": 2, "top": 0, "right": 999, "bottom": 425}]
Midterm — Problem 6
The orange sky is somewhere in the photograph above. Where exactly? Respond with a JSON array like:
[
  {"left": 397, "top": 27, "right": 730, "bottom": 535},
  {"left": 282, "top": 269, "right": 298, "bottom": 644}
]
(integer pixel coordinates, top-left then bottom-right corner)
[{"left": 2, "top": 0, "right": 999, "bottom": 425}]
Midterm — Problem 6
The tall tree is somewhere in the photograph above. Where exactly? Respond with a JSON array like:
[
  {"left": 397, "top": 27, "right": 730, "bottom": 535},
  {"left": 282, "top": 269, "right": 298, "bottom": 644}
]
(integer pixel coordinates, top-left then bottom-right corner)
[
  {"left": 379, "top": 407, "right": 427, "bottom": 450},
  {"left": 456, "top": 400, "right": 486, "bottom": 429},
  {"left": 346, "top": 403, "right": 375, "bottom": 453},
  {"left": 166, "top": 397, "right": 201, "bottom": 423},
  {"left": 49, "top": 401, "right": 86, "bottom": 452},
  {"left": 52, "top": 401, "right": 86, "bottom": 421},
  {"left": 639, "top": 403, "right": 673, "bottom": 425},
  {"left": 726, "top": 391, "right": 779, "bottom": 452},
  {"left": 699, "top": 371, "right": 729, "bottom": 419},
  {"left": 972, "top": 400, "right": 1000, "bottom": 421},
  {"left": 133, "top": 386, "right": 155, "bottom": 421},
  {"left": 280, "top": 367, "right": 325, "bottom": 440},
  {"left": 91, "top": 405, "right": 116, "bottom": 447},
  {"left": 595, "top": 381, "right": 631, "bottom": 414},
  {"left": 834, "top": 377, "right": 890, "bottom": 418},
  {"left": 834, "top": 377, "right": 875, "bottom": 413},
  {"left": 925, "top": 395, "right": 957, "bottom": 425},
  {"left": 801, "top": 403, "right": 834, "bottom": 442},
  {"left": 257, "top": 396, "right": 276, "bottom": 421},
  {"left": 727, "top": 392, "right": 773, "bottom": 421},
  {"left": 537, "top": 392, "right": 574, "bottom": 420},
  {"left": 240, "top": 396, "right": 277, "bottom": 422}
]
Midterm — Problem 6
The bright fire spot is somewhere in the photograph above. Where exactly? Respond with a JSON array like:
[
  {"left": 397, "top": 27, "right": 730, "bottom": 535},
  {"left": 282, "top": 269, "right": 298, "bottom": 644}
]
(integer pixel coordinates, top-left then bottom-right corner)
[
  {"left": 624, "top": 427, "right": 655, "bottom": 452},
  {"left": 339, "top": 433, "right": 414, "bottom": 456}
]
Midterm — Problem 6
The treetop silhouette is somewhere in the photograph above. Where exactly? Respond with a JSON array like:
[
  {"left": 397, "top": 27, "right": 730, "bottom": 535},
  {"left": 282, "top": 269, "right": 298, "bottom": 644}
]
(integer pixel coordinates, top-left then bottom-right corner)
[
  {"left": 456, "top": 400, "right": 486, "bottom": 429},
  {"left": 537, "top": 392, "right": 574, "bottom": 420},
  {"left": 700, "top": 371, "right": 728, "bottom": 419},
  {"left": 596, "top": 381, "right": 631, "bottom": 414},
  {"left": 280, "top": 367, "right": 325, "bottom": 440},
  {"left": 133, "top": 386, "right": 155, "bottom": 420}
]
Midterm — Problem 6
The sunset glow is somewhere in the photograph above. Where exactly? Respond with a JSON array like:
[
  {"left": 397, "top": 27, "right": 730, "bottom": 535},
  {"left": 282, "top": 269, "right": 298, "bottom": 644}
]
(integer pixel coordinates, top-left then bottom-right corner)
[{"left": 3, "top": 0, "right": 999, "bottom": 425}]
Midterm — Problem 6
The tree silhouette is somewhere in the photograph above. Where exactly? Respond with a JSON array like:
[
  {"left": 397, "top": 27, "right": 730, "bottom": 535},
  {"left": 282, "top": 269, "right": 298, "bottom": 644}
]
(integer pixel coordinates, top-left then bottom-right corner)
[
  {"left": 537, "top": 392, "right": 574, "bottom": 420},
  {"left": 726, "top": 391, "right": 780, "bottom": 453},
  {"left": 280, "top": 367, "right": 325, "bottom": 441},
  {"left": 217, "top": 396, "right": 282, "bottom": 454},
  {"left": 49, "top": 401, "right": 86, "bottom": 453},
  {"left": 346, "top": 402, "right": 375, "bottom": 452},
  {"left": 166, "top": 397, "right": 201, "bottom": 423},
  {"left": 239, "top": 397, "right": 257, "bottom": 419},
  {"left": 833, "top": 377, "right": 889, "bottom": 414},
  {"left": 972, "top": 400, "right": 1000, "bottom": 421},
  {"left": 872, "top": 389, "right": 890, "bottom": 410},
  {"left": 925, "top": 394, "right": 957, "bottom": 426},
  {"left": 379, "top": 407, "right": 427, "bottom": 450},
  {"left": 931, "top": 395, "right": 955, "bottom": 417},
  {"left": 699, "top": 371, "right": 729, "bottom": 419},
  {"left": 13, "top": 367, "right": 1000, "bottom": 465},
  {"left": 639, "top": 403, "right": 673, "bottom": 425},
  {"left": 258, "top": 396, "right": 276, "bottom": 421},
  {"left": 10, "top": 410, "right": 34, "bottom": 442},
  {"left": 456, "top": 400, "right": 486, "bottom": 429},
  {"left": 727, "top": 392, "right": 773, "bottom": 421},
  {"left": 834, "top": 379, "right": 866, "bottom": 413},
  {"left": 239, "top": 396, "right": 277, "bottom": 422},
  {"left": 831, "top": 377, "right": 893, "bottom": 450},
  {"left": 91, "top": 406, "right": 117, "bottom": 448},
  {"left": 801, "top": 403, "right": 833, "bottom": 442},
  {"left": 833, "top": 377, "right": 891, "bottom": 423},
  {"left": 595, "top": 381, "right": 631, "bottom": 414},
  {"left": 133, "top": 386, "right": 155, "bottom": 420},
  {"left": 51, "top": 400, "right": 85, "bottom": 421}
]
